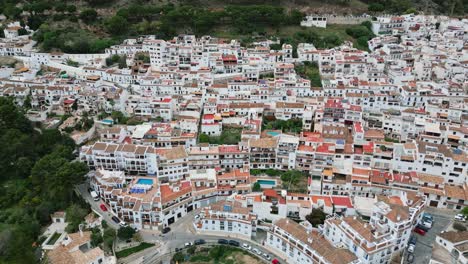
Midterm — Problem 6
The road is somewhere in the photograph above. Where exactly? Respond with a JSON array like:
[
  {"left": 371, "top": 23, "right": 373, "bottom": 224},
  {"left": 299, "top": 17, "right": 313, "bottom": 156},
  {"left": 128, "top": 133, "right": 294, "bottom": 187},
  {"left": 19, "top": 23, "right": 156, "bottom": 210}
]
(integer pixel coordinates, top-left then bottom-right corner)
[
  {"left": 76, "top": 180, "right": 120, "bottom": 230},
  {"left": 75, "top": 180, "right": 283, "bottom": 263},
  {"left": 403, "top": 208, "right": 455, "bottom": 264},
  {"left": 126, "top": 209, "right": 286, "bottom": 264}
]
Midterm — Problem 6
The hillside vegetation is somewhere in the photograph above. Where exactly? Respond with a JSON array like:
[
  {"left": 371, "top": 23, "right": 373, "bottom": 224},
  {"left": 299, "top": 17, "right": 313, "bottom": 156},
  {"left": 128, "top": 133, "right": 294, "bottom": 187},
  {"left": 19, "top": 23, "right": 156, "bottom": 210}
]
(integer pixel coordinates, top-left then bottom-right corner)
[
  {"left": 0, "top": 98, "right": 89, "bottom": 263},
  {"left": 0, "top": 0, "right": 466, "bottom": 54}
]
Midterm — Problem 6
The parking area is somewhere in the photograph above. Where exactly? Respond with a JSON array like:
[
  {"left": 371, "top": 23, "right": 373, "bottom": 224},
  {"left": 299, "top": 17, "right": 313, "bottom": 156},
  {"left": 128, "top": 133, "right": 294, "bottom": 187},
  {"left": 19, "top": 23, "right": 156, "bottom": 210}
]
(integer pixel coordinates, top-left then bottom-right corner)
[{"left": 405, "top": 210, "right": 454, "bottom": 264}]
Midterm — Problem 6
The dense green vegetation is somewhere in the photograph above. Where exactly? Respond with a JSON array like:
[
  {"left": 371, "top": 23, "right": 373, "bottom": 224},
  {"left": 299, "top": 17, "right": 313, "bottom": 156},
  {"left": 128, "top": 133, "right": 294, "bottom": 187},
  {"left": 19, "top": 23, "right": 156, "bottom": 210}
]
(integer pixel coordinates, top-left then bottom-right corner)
[
  {"left": 0, "top": 97, "right": 89, "bottom": 263},
  {"left": 250, "top": 169, "right": 308, "bottom": 192},
  {"left": 0, "top": 0, "right": 466, "bottom": 53},
  {"left": 305, "top": 208, "right": 327, "bottom": 227},
  {"left": 365, "top": 0, "right": 468, "bottom": 15},
  {"left": 295, "top": 61, "right": 322, "bottom": 87},
  {"left": 262, "top": 117, "right": 303, "bottom": 133},
  {"left": 173, "top": 245, "right": 263, "bottom": 263},
  {"left": 198, "top": 127, "right": 242, "bottom": 145},
  {"left": 117, "top": 226, "right": 136, "bottom": 240},
  {"left": 115, "top": 242, "right": 155, "bottom": 258},
  {"left": 4, "top": 0, "right": 462, "bottom": 54}
]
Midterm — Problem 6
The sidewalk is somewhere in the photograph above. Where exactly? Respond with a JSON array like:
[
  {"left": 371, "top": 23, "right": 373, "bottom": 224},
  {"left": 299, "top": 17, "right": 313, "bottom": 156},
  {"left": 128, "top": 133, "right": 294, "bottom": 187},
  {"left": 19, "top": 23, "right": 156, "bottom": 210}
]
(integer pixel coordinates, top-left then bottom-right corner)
[
  {"left": 193, "top": 230, "right": 288, "bottom": 263},
  {"left": 117, "top": 242, "right": 160, "bottom": 264}
]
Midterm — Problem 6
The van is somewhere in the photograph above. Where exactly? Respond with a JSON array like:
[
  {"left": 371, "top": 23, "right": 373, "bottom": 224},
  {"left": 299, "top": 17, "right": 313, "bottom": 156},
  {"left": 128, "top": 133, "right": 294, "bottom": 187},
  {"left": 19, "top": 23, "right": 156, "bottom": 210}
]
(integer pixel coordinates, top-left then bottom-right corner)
[
  {"left": 90, "top": 191, "right": 99, "bottom": 201},
  {"left": 407, "top": 244, "right": 415, "bottom": 253}
]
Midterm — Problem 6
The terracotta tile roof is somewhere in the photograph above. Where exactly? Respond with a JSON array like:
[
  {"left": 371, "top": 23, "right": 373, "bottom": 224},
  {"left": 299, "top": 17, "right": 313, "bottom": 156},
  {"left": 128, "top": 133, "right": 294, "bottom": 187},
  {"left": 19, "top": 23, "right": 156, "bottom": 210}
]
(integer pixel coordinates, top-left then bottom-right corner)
[
  {"left": 274, "top": 218, "right": 357, "bottom": 264},
  {"left": 439, "top": 231, "right": 468, "bottom": 243},
  {"left": 249, "top": 137, "right": 278, "bottom": 148},
  {"left": 47, "top": 232, "right": 104, "bottom": 264},
  {"left": 444, "top": 185, "right": 468, "bottom": 200}
]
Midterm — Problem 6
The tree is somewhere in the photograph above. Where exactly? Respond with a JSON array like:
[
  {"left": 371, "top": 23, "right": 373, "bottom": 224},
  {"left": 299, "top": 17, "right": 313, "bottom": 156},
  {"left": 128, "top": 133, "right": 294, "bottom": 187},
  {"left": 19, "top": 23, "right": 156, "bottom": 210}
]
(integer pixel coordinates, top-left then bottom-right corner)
[
  {"left": 103, "top": 227, "right": 116, "bottom": 250},
  {"left": 132, "top": 232, "right": 142, "bottom": 242},
  {"left": 91, "top": 228, "right": 103, "bottom": 246},
  {"left": 461, "top": 207, "right": 468, "bottom": 217},
  {"left": 252, "top": 182, "right": 262, "bottom": 192},
  {"left": 111, "top": 111, "right": 127, "bottom": 124},
  {"left": 305, "top": 208, "right": 327, "bottom": 227},
  {"left": 65, "top": 204, "right": 89, "bottom": 232},
  {"left": 172, "top": 252, "right": 184, "bottom": 263},
  {"left": 117, "top": 226, "right": 136, "bottom": 240},
  {"left": 198, "top": 133, "right": 210, "bottom": 143},
  {"left": 187, "top": 245, "right": 196, "bottom": 254},
  {"left": 71, "top": 100, "right": 78, "bottom": 111},
  {"left": 118, "top": 55, "right": 127, "bottom": 69},
  {"left": 86, "top": 0, "right": 115, "bottom": 6},
  {"left": 80, "top": 9, "right": 98, "bottom": 24},
  {"left": 368, "top": 3, "right": 385, "bottom": 12},
  {"left": 105, "top": 15, "right": 128, "bottom": 35},
  {"left": 66, "top": 5, "right": 77, "bottom": 13}
]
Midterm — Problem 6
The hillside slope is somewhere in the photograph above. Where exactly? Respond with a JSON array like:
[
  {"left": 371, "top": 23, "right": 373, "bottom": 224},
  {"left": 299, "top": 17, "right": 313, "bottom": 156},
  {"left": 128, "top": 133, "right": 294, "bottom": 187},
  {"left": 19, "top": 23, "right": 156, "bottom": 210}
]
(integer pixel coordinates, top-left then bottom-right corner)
[{"left": 0, "top": 0, "right": 466, "bottom": 54}]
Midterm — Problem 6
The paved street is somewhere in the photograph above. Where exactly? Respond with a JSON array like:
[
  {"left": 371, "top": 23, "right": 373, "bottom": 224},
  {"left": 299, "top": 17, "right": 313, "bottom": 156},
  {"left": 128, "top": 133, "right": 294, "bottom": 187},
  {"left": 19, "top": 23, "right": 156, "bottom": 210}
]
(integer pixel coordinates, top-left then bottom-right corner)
[
  {"left": 404, "top": 208, "right": 456, "bottom": 264},
  {"left": 76, "top": 180, "right": 120, "bottom": 230},
  {"left": 130, "top": 209, "right": 286, "bottom": 264}
]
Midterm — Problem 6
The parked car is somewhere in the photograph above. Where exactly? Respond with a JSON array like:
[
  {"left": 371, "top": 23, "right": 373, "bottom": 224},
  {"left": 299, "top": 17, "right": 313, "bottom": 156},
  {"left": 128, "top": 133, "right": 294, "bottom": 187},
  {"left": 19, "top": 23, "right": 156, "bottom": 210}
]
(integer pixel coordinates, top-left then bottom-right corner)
[
  {"left": 407, "top": 253, "right": 415, "bottom": 263},
  {"left": 416, "top": 224, "right": 430, "bottom": 232},
  {"left": 111, "top": 216, "right": 120, "bottom": 224},
  {"left": 252, "top": 248, "right": 261, "bottom": 255},
  {"left": 422, "top": 213, "right": 433, "bottom": 221},
  {"left": 194, "top": 214, "right": 200, "bottom": 220},
  {"left": 162, "top": 227, "right": 171, "bottom": 234},
  {"left": 422, "top": 220, "right": 432, "bottom": 229},
  {"left": 242, "top": 243, "right": 251, "bottom": 250},
  {"left": 229, "top": 240, "right": 240, "bottom": 247},
  {"left": 218, "top": 239, "right": 229, "bottom": 245},
  {"left": 175, "top": 248, "right": 182, "bottom": 252},
  {"left": 184, "top": 242, "right": 193, "bottom": 247},
  {"left": 272, "top": 259, "right": 280, "bottom": 264},
  {"left": 455, "top": 214, "right": 466, "bottom": 222},
  {"left": 408, "top": 236, "right": 417, "bottom": 246},
  {"left": 100, "top": 204, "right": 107, "bottom": 212},
  {"left": 414, "top": 227, "right": 426, "bottom": 235},
  {"left": 407, "top": 244, "right": 415, "bottom": 253},
  {"left": 194, "top": 239, "right": 206, "bottom": 245},
  {"left": 119, "top": 221, "right": 127, "bottom": 227},
  {"left": 422, "top": 215, "right": 433, "bottom": 223},
  {"left": 263, "top": 253, "right": 271, "bottom": 260}
]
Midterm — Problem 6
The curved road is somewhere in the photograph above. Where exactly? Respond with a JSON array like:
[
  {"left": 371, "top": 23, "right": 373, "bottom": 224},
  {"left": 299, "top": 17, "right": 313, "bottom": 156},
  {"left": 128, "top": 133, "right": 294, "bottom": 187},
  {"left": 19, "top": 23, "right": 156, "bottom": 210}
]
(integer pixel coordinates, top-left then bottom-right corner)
[{"left": 76, "top": 180, "right": 286, "bottom": 263}]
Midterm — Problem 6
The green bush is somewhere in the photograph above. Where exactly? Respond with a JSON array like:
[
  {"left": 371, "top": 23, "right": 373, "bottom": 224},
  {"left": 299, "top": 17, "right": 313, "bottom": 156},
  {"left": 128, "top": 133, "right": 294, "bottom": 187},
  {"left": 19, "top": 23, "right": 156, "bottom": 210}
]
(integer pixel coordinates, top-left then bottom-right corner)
[
  {"left": 454, "top": 222, "right": 467, "bottom": 232},
  {"left": 116, "top": 242, "right": 155, "bottom": 258},
  {"left": 79, "top": 9, "right": 98, "bottom": 24}
]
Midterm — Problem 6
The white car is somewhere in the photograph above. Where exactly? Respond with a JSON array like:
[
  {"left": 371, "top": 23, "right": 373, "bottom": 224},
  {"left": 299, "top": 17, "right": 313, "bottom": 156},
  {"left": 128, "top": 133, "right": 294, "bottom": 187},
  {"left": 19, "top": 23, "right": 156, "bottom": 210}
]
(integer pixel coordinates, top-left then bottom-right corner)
[
  {"left": 263, "top": 253, "right": 271, "bottom": 260},
  {"left": 422, "top": 221, "right": 432, "bottom": 229},
  {"left": 252, "top": 248, "right": 261, "bottom": 255},
  {"left": 455, "top": 214, "right": 466, "bottom": 222},
  {"left": 242, "top": 243, "right": 251, "bottom": 250},
  {"left": 407, "top": 244, "right": 415, "bottom": 253},
  {"left": 185, "top": 242, "right": 193, "bottom": 247},
  {"left": 194, "top": 214, "right": 200, "bottom": 220}
]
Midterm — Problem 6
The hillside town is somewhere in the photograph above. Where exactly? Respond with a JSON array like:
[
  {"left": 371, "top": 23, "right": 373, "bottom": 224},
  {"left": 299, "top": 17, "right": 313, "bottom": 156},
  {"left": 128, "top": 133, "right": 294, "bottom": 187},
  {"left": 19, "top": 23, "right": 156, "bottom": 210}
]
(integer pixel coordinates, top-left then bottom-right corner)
[{"left": 1, "top": 12, "right": 468, "bottom": 264}]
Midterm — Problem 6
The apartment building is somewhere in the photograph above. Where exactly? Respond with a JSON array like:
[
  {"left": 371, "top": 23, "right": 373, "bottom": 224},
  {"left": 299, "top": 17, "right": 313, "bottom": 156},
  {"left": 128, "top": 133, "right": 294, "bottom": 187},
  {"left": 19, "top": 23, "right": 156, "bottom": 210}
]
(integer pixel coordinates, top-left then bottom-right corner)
[
  {"left": 323, "top": 192, "right": 425, "bottom": 264},
  {"left": 266, "top": 218, "right": 359, "bottom": 264},
  {"left": 195, "top": 200, "right": 258, "bottom": 238}
]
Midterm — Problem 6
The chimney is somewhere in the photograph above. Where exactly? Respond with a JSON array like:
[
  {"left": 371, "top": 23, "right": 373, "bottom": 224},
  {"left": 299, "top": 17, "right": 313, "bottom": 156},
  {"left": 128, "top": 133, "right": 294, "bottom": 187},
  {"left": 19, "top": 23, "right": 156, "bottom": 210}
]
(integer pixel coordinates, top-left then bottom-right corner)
[{"left": 79, "top": 224, "right": 84, "bottom": 237}]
